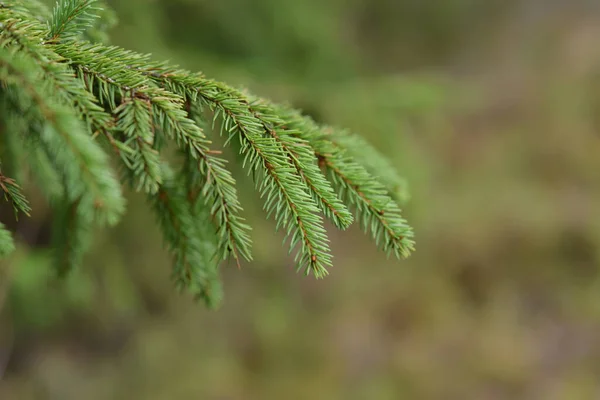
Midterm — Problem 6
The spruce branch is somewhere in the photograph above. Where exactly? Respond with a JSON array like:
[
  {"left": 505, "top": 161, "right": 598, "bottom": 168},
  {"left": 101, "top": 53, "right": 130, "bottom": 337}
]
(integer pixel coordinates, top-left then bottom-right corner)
[
  {"left": 6, "top": 0, "right": 51, "bottom": 21},
  {"left": 277, "top": 108, "right": 415, "bottom": 259},
  {"left": 97, "top": 50, "right": 337, "bottom": 275},
  {"left": 47, "top": 0, "right": 100, "bottom": 42},
  {"left": 156, "top": 96, "right": 254, "bottom": 265},
  {"left": 115, "top": 95, "right": 163, "bottom": 194},
  {"left": 198, "top": 90, "right": 333, "bottom": 277},
  {"left": 249, "top": 99, "right": 354, "bottom": 230},
  {"left": 108, "top": 63, "right": 333, "bottom": 274},
  {"left": 51, "top": 41, "right": 254, "bottom": 265},
  {"left": 151, "top": 165, "right": 223, "bottom": 308},
  {"left": 0, "top": 168, "right": 31, "bottom": 218},
  {"left": 0, "top": 14, "right": 126, "bottom": 155},
  {"left": 0, "top": 46, "right": 125, "bottom": 225},
  {"left": 152, "top": 97, "right": 253, "bottom": 264},
  {"left": 0, "top": 1, "right": 416, "bottom": 305},
  {"left": 327, "top": 129, "right": 411, "bottom": 205},
  {"left": 0, "top": 93, "right": 66, "bottom": 201},
  {"left": 40, "top": 35, "right": 411, "bottom": 271}
]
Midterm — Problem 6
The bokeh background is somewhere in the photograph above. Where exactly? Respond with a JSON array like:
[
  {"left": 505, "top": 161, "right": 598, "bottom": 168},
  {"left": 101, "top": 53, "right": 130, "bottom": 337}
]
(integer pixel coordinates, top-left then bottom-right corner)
[{"left": 3, "top": 0, "right": 600, "bottom": 398}]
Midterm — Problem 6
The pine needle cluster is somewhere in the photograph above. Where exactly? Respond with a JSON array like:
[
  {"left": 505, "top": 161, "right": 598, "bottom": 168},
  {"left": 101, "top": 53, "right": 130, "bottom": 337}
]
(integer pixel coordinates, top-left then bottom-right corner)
[{"left": 0, "top": 0, "right": 415, "bottom": 307}]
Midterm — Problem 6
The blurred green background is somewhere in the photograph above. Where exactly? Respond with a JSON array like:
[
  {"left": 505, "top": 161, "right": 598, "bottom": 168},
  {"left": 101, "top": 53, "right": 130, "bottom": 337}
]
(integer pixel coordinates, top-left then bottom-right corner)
[{"left": 3, "top": 0, "right": 600, "bottom": 398}]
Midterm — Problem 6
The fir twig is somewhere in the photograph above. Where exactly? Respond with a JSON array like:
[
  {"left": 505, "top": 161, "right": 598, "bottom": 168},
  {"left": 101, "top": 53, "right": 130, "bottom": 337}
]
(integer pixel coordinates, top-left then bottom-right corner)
[
  {"left": 278, "top": 109, "right": 415, "bottom": 259},
  {"left": 0, "top": 46, "right": 125, "bottom": 225},
  {"left": 0, "top": 1, "right": 415, "bottom": 306},
  {"left": 115, "top": 95, "right": 163, "bottom": 193},
  {"left": 249, "top": 98, "right": 354, "bottom": 230},
  {"left": 327, "top": 129, "right": 411, "bottom": 204},
  {"left": 0, "top": 171, "right": 31, "bottom": 218},
  {"left": 151, "top": 165, "right": 223, "bottom": 308},
  {"left": 50, "top": 41, "right": 253, "bottom": 265},
  {"left": 200, "top": 90, "right": 333, "bottom": 277},
  {"left": 47, "top": 0, "right": 99, "bottom": 42}
]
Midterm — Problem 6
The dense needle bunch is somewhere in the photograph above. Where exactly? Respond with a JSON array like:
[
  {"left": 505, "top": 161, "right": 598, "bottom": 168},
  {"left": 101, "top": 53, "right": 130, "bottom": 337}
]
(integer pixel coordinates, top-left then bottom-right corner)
[{"left": 0, "top": 0, "right": 414, "bottom": 307}]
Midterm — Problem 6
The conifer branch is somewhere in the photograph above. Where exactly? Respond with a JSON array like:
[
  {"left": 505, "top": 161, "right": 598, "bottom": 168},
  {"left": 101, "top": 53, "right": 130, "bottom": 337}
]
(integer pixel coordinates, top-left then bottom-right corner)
[
  {"left": 51, "top": 41, "right": 253, "bottom": 265},
  {"left": 96, "top": 51, "right": 337, "bottom": 275},
  {"left": 105, "top": 52, "right": 351, "bottom": 231},
  {"left": 8, "top": 0, "right": 51, "bottom": 21},
  {"left": 155, "top": 98, "right": 253, "bottom": 264},
  {"left": 0, "top": 47, "right": 125, "bottom": 225},
  {"left": 47, "top": 0, "right": 99, "bottom": 42},
  {"left": 249, "top": 99, "right": 354, "bottom": 229},
  {"left": 115, "top": 95, "right": 163, "bottom": 193},
  {"left": 0, "top": 94, "right": 66, "bottom": 201},
  {"left": 277, "top": 109, "right": 415, "bottom": 259},
  {"left": 151, "top": 165, "right": 223, "bottom": 308},
  {"left": 327, "top": 129, "right": 411, "bottom": 204},
  {"left": 198, "top": 90, "right": 333, "bottom": 277},
  {"left": 0, "top": 8, "right": 130, "bottom": 175},
  {"left": 0, "top": 169, "right": 31, "bottom": 218},
  {"left": 36, "top": 43, "right": 343, "bottom": 275},
  {"left": 0, "top": 0, "right": 416, "bottom": 305}
]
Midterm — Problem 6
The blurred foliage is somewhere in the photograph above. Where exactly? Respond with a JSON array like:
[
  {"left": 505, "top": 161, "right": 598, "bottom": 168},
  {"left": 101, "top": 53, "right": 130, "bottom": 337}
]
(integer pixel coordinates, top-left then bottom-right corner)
[{"left": 2, "top": 0, "right": 600, "bottom": 399}]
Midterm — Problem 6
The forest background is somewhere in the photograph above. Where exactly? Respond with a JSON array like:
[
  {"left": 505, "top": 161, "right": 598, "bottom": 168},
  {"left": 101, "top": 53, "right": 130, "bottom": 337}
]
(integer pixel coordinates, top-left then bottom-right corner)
[{"left": 2, "top": 0, "right": 600, "bottom": 398}]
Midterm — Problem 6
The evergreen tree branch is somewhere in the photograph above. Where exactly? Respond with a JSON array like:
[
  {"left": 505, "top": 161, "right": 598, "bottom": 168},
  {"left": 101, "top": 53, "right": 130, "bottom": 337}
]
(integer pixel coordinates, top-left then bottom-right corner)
[
  {"left": 200, "top": 93, "right": 332, "bottom": 277},
  {"left": 115, "top": 95, "right": 163, "bottom": 193},
  {"left": 0, "top": 9, "right": 131, "bottom": 164},
  {"left": 0, "top": 93, "right": 65, "bottom": 200},
  {"left": 8, "top": 0, "right": 51, "bottom": 21},
  {"left": 0, "top": 46, "right": 125, "bottom": 225},
  {"left": 46, "top": 40, "right": 417, "bottom": 275},
  {"left": 51, "top": 41, "right": 253, "bottom": 264},
  {"left": 327, "top": 129, "right": 411, "bottom": 204},
  {"left": 154, "top": 96, "right": 253, "bottom": 264},
  {"left": 0, "top": 168, "right": 31, "bottom": 218},
  {"left": 278, "top": 109, "right": 415, "bottom": 259},
  {"left": 76, "top": 46, "right": 337, "bottom": 275},
  {"left": 249, "top": 99, "right": 353, "bottom": 229},
  {"left": 151, "top": 165, "right": 223, "bottom": 308},
  {"left": 105, "top": 51, "right": 352, "bottom": 231},
  {"left": 101, "top": 51, "right": 349, "bottom": 267},
  {"left": 47, "top": 0, "right": 99, "bottom": 42},
  {"left": 157, "top": 77, "right": 344, "bottom": 272},
  {"left": 0, "top": 1, "right": 416, "bottom": 304}
]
